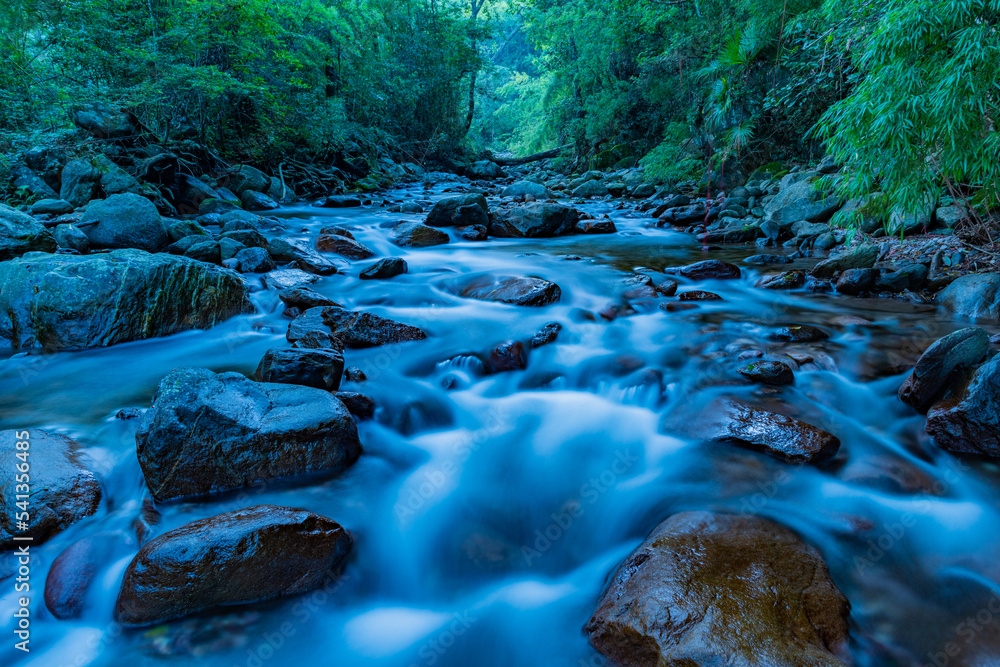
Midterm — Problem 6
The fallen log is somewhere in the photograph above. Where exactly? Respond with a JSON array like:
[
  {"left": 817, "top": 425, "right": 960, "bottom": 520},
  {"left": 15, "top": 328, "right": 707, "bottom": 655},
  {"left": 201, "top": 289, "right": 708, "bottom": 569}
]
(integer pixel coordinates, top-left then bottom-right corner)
[{"left": 488, "top": 144, "right": 572, "bottom": 166}]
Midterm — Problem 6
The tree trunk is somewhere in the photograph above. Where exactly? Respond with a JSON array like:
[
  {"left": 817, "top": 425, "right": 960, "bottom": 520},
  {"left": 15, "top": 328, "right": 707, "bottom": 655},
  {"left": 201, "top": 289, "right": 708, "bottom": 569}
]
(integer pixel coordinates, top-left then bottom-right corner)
[{"left": 487, "top": 144, "right": 572, "bottom": 166}]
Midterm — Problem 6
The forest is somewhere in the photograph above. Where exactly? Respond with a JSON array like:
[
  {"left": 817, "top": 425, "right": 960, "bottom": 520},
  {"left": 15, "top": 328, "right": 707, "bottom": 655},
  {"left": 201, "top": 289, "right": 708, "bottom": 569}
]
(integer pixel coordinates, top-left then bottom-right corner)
[{"left": 3, "top": 2, "right": 1000, "bottom": 667}]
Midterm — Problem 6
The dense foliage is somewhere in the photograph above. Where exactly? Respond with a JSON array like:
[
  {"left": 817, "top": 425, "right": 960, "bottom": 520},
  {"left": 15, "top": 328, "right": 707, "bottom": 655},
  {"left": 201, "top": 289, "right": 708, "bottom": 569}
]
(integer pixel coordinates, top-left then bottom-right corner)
[{"left": 2, "top": 0, "right": 998, "bottom": 218}]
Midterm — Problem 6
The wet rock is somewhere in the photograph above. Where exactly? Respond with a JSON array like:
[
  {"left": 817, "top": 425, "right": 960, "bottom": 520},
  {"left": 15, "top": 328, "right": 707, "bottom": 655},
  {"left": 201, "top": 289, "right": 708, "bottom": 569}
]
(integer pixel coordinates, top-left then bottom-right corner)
[
  {"left": 530, "top": 322, "right": 562, "bottom": 348},
  {"left": 322, "top": 307, "right": 427, "bottom": 348},
  {"left": 585, "top": 511, "right": 850, "bottom": 667},
  {"left": 1, "top": 430, "right": 102, "bottom": 548},
  {"left": 425, "top": 194, "right": 489, "bottom": 228},
  {"left": 925, "top": 354, "right": 1000, "bottom": 456},
  {"left": 316, "top": 234, "right": 374, "bottom": 259},
  {"left": 220, "top": 228, "right": 267, "bottom": 248},
  {"left": 665, "top": 259, "right": 741, "bottom": 280},
  {"left": 392, "top": 221, "right": 449, "bottom": 247},
  {"left": 577, "top": 219, "right": 617, "bottom": 234},
  {"left": 218, "top": 238, "right": 246, "bottom": 261},
  {"left": 114, "top": 505, "right": 352, "bottom": 626},
  {"left": 60, "top": 159, "right": 101, "bottom": 207},
  {"left": 45, "top": 533, "right": 126, "bottom": 619},
  {"left": 744, "top": 253, "right": 793, "bottom": 266},
  {"left": 255, "top": 347, "right": 345, "bottom": 391},
  {"left": 165, "top": 219, "right": 210, "bottom": 243},
  {"left": 936, "top": 273, "right": 1000, "bottom": 321},
  {"left": 0, "top": 250, "right": 251, "bottom": 350},
  {"left": 490, "top": 203, "right": 582, "bottom": 238},
  {"left": 278, "top": 287, "right": 340, "bottom": 310},
  {"left": 267, "top": 238, "right": 339, "bottom": 275},
  {"left": 811, "top": 244, "right": 878, "bottom": 278},
  {"left": 287, "top": 307, "right": 342, "bottom": 349},
  {"left": 835, "top": 268, "right": 879, "bottom": 295},
  {"left": 661, "top": 302, "right": 699, "bottom": 313},
  {"left": 739, "top": 360, "right": 794, "bottom": 385},
  {"left": 262, "top": 268, "right": 319, "bottom": 290},
  {"left": 757, "top": 270, "right": 805, "bottom": 290},
  {"left": 678, "top": 290, "right": 722, "bottom": 301},
  {"left": 666, "top": 399, "right": 841, "bottom": 463},
  {"left": 0, "top": 205, "right": 57, "bottom": 259},
  {"left": 899, "top": 327, "right": 989, "bottom": 413},
  {"left": 334, "top": 392, "right": 375, "bottom": 419},
  {"left": 80, "top": 193, "right": 169, "bottom": 252},
  {"left": 321, "top": 195, "right": 362, "bottom": 208},
  {"left": 467, "top": 160, "right": 505, "bottom": 179},
  {"left": 460, "top": 224, "right": 488, "bottom": 241},
  {"left": 135, "top": 368, "right": 362, "bottom": 501},
  {"left": 234, "top": 247, "right": 276, "bottom": 273},
  {"left": 502, "top": 181, "right": 549, "bottom": 198},
  {"left": 489, "top": 340, "right": 528, "bottom": 373},
  {"left": 360, "top": 257, "right": 407, "bottom": 280},
  {"left": 771, "top": 324, "right": 830, "bottom": 343},
  {"left": 657, "top": 204, "right": 707, "bottom": 226},
  {"left": 344, "top": 367, "right": 366, "bottom": 382},
  {"left": 763, "top": 178, "right": 844, "bottom": 229},
  {"left": 452, "top": 274, "right": 561, "bottom": 306}
]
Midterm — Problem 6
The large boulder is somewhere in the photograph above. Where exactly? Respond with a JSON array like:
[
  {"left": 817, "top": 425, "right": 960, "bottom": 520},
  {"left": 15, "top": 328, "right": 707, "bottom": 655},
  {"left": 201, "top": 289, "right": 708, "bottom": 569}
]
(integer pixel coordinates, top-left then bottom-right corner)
[
  {"left": 227, "top": 165, "right": 271, "bottom": 194},
  {"left": 451, "top": 274, "right": 561, "bottom": 306},
  {"left": 59, "top": 159, "right": 101, "bottom": 207},
  {"left": 135, "top": 368, "right": 362, "bottom": 501},
  {"left": 572, "top": 180, "right": 609, "bottom": 198},
  {"left": 665, "top": 259, "right": 741, "bottom": 281},
  {"left": 267, "top": 238, "right": 339, "bottom": 275},
  {"left": 490, "top": 203, "right": 581, "bottom": 238},
  {"left": 898, "top": 328, "right": 989, "bottom": 413},
  {"left": 80, "top": 193, "right": 169, "bottom": 252},
  {"left": 585, "top": 512, "right": 850, "bottom": 667},
  {"left": 926, "top": 355, "right": 1000, "bottom": 456},
  {"left": 114, "top": 505, "right": 352, "bottom": 625},
  {"left": 12, "top": 165, "right": 59, "bottom": 200},
  {"left": 425, "top": 194, "right": 489, "bottom": 228},
  {"left": 0, "top": 250, "right": 251, "bottom": 350},
  {"left": 1, "top": 430, "right": 102, "bottom": 548},
  {"left": 764, "top": 178, "right": 844, "bottom": 229},
  {"left": 317, "top": 234, "right": 375, "bottom": 259},
  {"left": 0, "top": 205, "right": 57, "bottom": 259},
  {"left": 936, "top": 273, "right": 1000, "bottom": 321}
]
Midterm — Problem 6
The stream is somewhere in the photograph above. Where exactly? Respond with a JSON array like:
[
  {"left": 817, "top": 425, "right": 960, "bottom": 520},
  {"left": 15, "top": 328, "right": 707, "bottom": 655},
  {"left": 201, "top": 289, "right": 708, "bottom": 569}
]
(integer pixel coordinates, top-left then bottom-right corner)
[{"left": 3, "top": 182, "right": 1000, "bottom": 667}]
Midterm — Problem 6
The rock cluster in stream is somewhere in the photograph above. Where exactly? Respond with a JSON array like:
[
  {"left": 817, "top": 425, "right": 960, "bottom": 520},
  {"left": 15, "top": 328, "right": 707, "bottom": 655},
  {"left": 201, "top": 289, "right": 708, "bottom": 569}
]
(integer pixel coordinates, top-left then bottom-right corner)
[{"left": 8, "top": 137, "right": 1000, "bottom": 662}]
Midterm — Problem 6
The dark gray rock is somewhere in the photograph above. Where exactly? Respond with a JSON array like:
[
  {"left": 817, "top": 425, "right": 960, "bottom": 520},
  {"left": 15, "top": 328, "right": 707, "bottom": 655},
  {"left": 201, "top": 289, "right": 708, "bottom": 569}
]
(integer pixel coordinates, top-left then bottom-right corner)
[
  {"left": 360, "top": 257, "right": 407, "bottom": 280},
  {"left": 739, "top": 360, "right": 794, "bottom": 385},
  {"left": 899, "top": 327, "right": 989, "bottom": 413},
  {"left": 255, "top": 347, "right": 345, "bottom": 390},
  {"left": 936, "top": 273, "right": 1000, "bottom": 321},
  {"left": 876, "top": 263, "right": 929, "bottom": 292},
  {"left": 502, "top": 181, "right": 550, "bottom": 198},
  {"left": 926, "top": 355, "right": 1000, "bottom": 456},
  {"left": 30, "top": 199, "right": 74, "bottom": 215},
  {"left": 234, "top": 247, "right": 275, "bottom": 273},
  {"left": 322, "top": 307, "right": 427, "bottom": 348},
  {"left": 267, "top": 238, "right": 339, "bottom": 275},
  {"left": 135, "top": 368, "right": 362, "bottom": 501},
  {"left": 451, "top": 274, "right": 561, "bottom": 306},
  {"left": 59, "top": 160, "right": 101, "bottom": 207},
  {"left": 333, "top": 392, "right": 375, "bottom": 419},
  {"left": 80, "top": 193, "right": 169, "bottom": 252},
  {"left": 227, "top": 165, "right": 271, "bottom": 194},
  {"left": 491, "top": 203, "right": 581, "bottom": 238},
  {"left": 240, "top": 189, "right": 279, "bottom": 211},
  {"left": 811, "top": 245, "right": 879, "bottom": 278},
  {"left": 53, "top": 224, "right": 90, "bottom": 253},
  {"left": 665, "top": 259, "right": 741, "bottom": 280},
  {"left": 425, "top": 194, "right": 489, "bottom": 227},
  {"left": 316, "top": 234, "right": 375, "bottom": 259},
  {"left": 278, "top": 287, "right": 340, "bottom": 310},
  {"left": 530, "top": 322, "right": 562, "bottom": 348},
  {"left": 114, "top": 505, "right": 352, "bottom": 625},
  {"left": 0, "top": 250, "right": 251, "bottom": 350},
  {"left": 72, "top": 102, "right": 136, "bottom": 138},
  {"left": 757, "top": 270, "right": 805, "bottom": 290},
  {"left": 585, "top": 512, "right": 850, "bottom": 667},
  {"left": 835, "top": 268, "right": 879, "bottom": 295},
  {"left": 1, "top": 430, "right": 102, "bottom": 548}
]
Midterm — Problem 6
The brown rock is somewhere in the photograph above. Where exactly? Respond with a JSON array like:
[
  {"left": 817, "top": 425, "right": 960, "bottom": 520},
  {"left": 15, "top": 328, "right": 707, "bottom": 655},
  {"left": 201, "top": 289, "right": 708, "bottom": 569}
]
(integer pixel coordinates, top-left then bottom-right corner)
[
  {"left": 585, "top": 511, "right": 850, "bottom": 667},
  {"left": 114, "top": 505, "right": 352, "bottom": 625}
]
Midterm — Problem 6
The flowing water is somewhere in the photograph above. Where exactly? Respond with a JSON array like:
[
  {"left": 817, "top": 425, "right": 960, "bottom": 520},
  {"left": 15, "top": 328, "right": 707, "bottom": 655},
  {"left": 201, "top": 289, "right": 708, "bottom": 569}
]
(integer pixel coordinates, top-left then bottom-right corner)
[{"left": 3, "top": 183, "right": 1000, "bottom": 667}]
